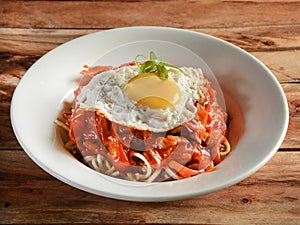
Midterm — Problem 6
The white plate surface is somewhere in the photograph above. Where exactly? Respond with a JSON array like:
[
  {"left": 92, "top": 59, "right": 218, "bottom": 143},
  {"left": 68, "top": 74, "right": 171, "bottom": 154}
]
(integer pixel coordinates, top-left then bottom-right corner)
[{"left": 11, "top": 26, "right": 289, "bottom": 201}]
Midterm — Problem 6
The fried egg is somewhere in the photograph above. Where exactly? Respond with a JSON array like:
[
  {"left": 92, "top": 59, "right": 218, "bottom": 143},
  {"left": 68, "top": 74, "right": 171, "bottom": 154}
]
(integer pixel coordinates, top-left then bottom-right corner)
[{"left": 76, "top": 66, "right": 207, "bottom": 132}]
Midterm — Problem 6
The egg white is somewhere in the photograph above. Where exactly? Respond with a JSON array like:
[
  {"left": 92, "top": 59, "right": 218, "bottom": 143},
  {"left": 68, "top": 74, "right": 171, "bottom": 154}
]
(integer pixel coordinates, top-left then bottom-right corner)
[{"left": 75, "top": 66, "right": 207, "bottom": 132}]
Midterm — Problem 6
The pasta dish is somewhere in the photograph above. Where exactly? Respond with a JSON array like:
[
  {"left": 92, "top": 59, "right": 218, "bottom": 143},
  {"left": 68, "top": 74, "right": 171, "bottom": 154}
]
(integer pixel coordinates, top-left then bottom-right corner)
[{"left": 55, "top": 52, "right": 231, "bottom": 182}]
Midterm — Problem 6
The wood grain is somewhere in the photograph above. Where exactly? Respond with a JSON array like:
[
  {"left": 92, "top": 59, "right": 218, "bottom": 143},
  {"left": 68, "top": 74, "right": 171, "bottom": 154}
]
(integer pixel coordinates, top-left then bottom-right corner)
[
  {"left": 0, "top": 150, "right": 299, "bottom": 224},
  {"left": 1, "top": 0, "right": 300, "bottom": 224},
  {"left": 1, "top": 24, "right": 300, "bottom": 55},
  {"left": 1, "top": 1, "right": 300, "bottom": 29}
]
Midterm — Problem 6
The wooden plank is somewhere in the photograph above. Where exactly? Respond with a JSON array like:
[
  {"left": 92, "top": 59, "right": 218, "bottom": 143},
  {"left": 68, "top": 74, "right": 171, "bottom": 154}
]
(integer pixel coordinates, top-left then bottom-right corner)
[
  {"left": 0, "top": 53, "right": 38, "bottom": 150},
  {"left": 0, "top": 114, "right": 21, "bottom": 150},
  {"left": 0, "top": 150, "right": 299, "bottom": 224},
  {"left": 1, "top": 25, "right": 300, "bottom": 55},
  {"left": 201, "top": 25, "right": 300, "bottom": 52},
  {"left": 2, "top": 45, "right": 298, "bottom": 86},
  {"left": 1, "top": 1, "right": 300, "bottom": 29},
  {"left": 1, "top": 27, "right": 300, "bottom": 82},
  {"left": 0, "top": 28, "right": 89, "bottom": 56},
  {"left": 282, "top": 84, "right": 300, "bottom": 149},
  {"left": 224, "top": 0, "right": 299, "bottom": 2},
  {"left": 251, "top": 51, "right": 300, "bottom": 83},
  {"left": 1, "top": 30, "right": 300, "bottom": 84}
]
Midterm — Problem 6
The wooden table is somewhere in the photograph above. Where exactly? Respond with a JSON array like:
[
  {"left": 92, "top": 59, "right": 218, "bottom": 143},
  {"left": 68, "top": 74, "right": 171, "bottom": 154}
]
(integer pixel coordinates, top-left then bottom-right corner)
[{"left": 1, "top": 1, "right": 299, "bottom": 224}]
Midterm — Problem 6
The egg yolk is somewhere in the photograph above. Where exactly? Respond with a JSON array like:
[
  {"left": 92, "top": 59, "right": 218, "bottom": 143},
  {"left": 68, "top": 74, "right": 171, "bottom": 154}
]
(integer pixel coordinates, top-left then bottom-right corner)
[{"left": 124, "top": 73, "right": 182, "bottom": 109}]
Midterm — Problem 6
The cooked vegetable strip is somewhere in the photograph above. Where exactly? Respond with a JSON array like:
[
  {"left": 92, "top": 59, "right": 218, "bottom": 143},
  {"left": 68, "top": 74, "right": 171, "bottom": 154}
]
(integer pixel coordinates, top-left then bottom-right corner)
[{"left": 168, "top": 160, "right": 201, "bottom": 178}]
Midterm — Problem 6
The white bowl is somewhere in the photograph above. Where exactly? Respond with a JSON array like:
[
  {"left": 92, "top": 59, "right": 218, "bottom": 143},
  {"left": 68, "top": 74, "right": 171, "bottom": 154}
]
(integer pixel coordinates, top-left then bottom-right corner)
[{"left": 11, "top": 26, "right": 289, "bottom": 201}]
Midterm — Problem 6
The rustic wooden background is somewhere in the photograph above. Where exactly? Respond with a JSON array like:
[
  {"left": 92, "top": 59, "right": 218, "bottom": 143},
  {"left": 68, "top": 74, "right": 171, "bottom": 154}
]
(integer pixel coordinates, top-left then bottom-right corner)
[{"left": 0, "top": 0, "right": 299, "bottom": 224}]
